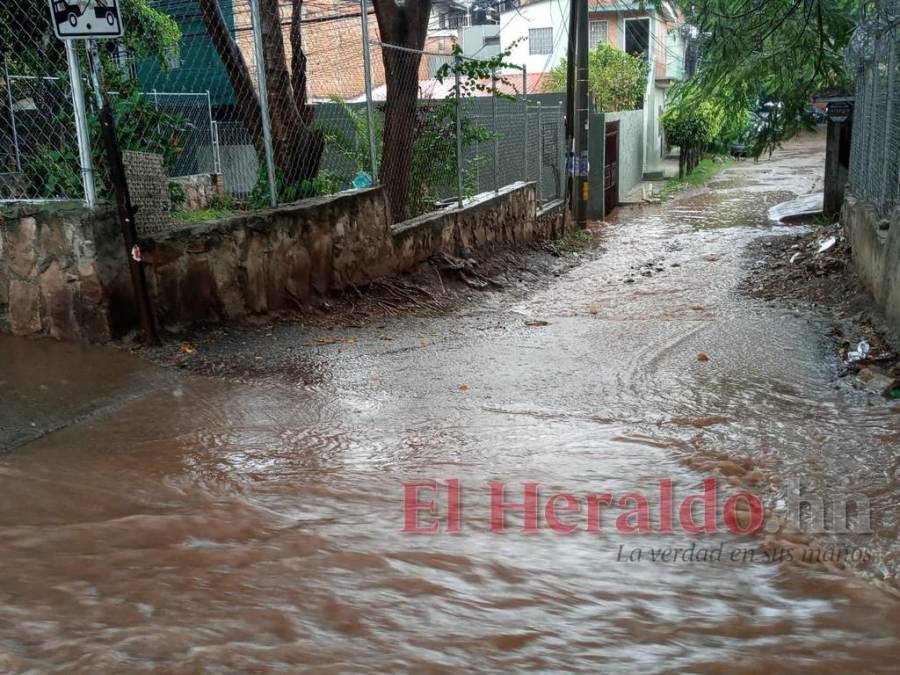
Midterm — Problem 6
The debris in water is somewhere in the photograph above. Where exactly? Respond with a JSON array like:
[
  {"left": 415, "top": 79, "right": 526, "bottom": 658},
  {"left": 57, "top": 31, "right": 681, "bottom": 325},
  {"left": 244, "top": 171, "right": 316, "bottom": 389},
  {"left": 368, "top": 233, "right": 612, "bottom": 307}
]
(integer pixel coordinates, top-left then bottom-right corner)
[{"left": 525, "top": 320, "right": 549, "bottom": 327}]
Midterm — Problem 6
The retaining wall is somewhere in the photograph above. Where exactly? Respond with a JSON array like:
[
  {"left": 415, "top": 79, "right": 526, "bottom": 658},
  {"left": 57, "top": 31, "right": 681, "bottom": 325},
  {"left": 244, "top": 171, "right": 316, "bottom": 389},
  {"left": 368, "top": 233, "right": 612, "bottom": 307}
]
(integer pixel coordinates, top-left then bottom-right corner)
[
  {"left": 842, "top": 194, "right": 900, "bottom": 335},
  {"left": 1, "top": 183, "right": 569, "bottom": 341}
]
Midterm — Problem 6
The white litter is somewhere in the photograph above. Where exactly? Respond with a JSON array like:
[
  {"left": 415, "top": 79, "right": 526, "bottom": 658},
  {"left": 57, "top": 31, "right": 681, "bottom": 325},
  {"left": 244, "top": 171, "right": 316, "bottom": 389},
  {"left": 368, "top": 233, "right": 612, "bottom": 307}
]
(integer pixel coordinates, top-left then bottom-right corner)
[
  {"left": 847, "top": 341, "right": 871, "bottom": 362},
  {"left": 817, "top": 236, "right": 837, "bottom": 254},
  {"left": 790, "top": 252, "right": 801, "bottom": 264}
]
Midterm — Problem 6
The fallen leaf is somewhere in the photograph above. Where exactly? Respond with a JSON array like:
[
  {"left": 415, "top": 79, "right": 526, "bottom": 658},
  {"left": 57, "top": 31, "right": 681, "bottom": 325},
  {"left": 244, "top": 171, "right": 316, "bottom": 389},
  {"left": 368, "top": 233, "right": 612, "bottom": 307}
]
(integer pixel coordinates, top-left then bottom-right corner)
[
  {"left": 525, "top": 320, "right": 549, "bottom": 327},
  {"left": 697, "top": 353, "right": 710, "bottom": 363},
  {"left": 380, "top": 336, "right": 394, "bottom": 341},
  {"left": 458, "top": 384, "right": 469, "bottom": 392},
  {"left": 588, "top": 305, "right": 600, "bottom": 315},
  {"left": 704, "top": 255, "right": 720, "bottom": 262},
  {"left": 420, "top": 338, "right": 430, "bottom": 347},
  {"left": 690, "top": 305, "right": 705, "bottom": 311},
  {"left": 180, "top": 343, "right": 195, "bottom": 354}
]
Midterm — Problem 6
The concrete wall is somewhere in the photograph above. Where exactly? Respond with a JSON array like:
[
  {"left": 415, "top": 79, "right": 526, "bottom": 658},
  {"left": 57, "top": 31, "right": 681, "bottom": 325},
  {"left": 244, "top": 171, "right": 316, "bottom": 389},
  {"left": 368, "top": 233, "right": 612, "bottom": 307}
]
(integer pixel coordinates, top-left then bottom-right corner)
[
  {"left": 1, "top": 183, "right": 570, "bottom": 341},
  {"left": 842, "top": 195, "right": 900, "bottom": 335},
  {"left": 587, "top": 109, "right": 645, "bottom": 218}
]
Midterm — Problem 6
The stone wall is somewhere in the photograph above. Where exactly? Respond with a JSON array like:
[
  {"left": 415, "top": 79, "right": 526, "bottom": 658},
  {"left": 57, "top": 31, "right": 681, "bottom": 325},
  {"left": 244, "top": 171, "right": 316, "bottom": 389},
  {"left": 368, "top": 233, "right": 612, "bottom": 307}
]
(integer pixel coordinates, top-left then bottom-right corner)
[
  {"left": 1, "top": 182, "right": 570, "bottom": 341},
  {"left": 842, "top": 195, "right": 900, "bottom": 337},
  {"left": 0, "top": 203, "right": 130, "bottom": 341}
]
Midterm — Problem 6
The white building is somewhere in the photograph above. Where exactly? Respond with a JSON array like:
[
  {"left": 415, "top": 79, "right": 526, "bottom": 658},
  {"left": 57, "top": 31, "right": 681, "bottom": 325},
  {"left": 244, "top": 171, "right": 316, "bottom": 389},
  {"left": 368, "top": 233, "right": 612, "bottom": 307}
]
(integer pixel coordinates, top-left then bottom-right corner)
[{"left": 498, "top": 0, "right": 686, "bottom": 170}]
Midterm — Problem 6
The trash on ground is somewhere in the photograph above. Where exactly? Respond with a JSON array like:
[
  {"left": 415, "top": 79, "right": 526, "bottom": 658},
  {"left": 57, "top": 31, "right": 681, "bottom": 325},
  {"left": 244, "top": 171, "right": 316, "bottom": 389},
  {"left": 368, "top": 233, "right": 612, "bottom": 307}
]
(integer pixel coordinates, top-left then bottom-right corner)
[
  {"left": 846, "top": 341, "right": 871, "bottom": 362},
  {"left": 816, "top": 237, "right": 837, "bottom": 254}
]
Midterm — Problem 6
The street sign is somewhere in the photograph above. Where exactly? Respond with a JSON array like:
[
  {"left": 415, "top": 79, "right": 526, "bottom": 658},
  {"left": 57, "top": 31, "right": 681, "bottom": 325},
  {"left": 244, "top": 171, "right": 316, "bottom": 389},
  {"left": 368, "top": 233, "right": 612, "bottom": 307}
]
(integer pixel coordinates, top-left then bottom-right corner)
[{"left": 48, "top": 0, "right": 123, "bottom": 40}]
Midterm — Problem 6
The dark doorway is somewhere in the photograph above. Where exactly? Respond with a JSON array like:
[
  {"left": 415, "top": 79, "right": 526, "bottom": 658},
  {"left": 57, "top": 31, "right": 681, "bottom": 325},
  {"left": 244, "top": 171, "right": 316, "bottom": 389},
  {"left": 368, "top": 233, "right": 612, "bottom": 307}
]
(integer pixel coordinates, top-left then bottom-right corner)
[{"left": 604, "top": 120, "right": 619, "bottom": 217}]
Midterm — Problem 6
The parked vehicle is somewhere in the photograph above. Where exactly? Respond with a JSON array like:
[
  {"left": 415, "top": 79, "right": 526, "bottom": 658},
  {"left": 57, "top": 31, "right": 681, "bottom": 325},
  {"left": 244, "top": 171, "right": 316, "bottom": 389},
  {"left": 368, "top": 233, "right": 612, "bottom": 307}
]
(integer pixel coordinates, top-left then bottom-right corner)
[
  {"left": 93, "top": 0, "right": 119, "bottom": 26},
  {"left": 51, "top": 0, "right": 83, "bottom": 28}
]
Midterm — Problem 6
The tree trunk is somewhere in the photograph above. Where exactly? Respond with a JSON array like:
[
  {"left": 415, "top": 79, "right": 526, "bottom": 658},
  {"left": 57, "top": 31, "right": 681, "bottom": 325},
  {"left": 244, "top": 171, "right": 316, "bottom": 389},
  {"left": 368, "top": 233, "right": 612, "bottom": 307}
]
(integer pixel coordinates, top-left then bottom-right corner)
[
  {"left": 201, "top": 0, "right": 322, "bottom": 188},
  {"left": 198, "top": 0, "right": 263, "bottom": 152},
  {"left": 373, "top": 0, "right": 432, "bottom": 223},
  {"left": 258, "top": 0, "right": 322, "bottom": 185}
]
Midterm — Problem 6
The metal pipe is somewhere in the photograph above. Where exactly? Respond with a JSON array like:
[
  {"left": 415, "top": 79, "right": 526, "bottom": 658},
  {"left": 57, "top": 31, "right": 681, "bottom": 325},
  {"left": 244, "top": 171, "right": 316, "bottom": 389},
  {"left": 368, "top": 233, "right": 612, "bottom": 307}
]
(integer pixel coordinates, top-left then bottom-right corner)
[
  {"left": 492, "top": 68, "right": 499, "bottom": 193},
  {"left": 455, "top": 56, "right": 464, "bottom": 208},
  {"left": 537, "top": 101, "right": 543, "bottom": 204},
  {"left": 249, "top": 0, "right": 278, "bottom": 207},
  {"left": 359, "top": 0, "right": 379, "bottom": 182},
  {"left": 205, "top": 90, "right": 218, "bottom": 174},
  {"left": 65, "top": 40, "right": 95, "bottom": 207}
]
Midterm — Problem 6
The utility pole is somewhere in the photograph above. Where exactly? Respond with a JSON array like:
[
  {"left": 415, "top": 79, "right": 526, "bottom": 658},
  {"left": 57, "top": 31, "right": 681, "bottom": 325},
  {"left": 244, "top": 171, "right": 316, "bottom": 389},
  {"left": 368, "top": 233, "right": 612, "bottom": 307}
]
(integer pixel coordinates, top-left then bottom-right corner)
[
  {"left": 574, "top": 0, "right": 589, "bottom": 226},
  {"left": 564, "top": 0, "right": 577, "bottom": 212}
]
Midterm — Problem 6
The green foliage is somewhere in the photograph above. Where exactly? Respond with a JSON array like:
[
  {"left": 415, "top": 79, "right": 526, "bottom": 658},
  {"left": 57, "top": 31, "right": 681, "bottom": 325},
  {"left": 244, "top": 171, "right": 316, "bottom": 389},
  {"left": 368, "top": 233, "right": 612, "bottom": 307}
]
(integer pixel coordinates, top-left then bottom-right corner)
[
  {"left": 168, "top": 180, "right": 186, "bottom": 208},
  {"left": 316, "top": 97, "right": 382, "bottom": 180},
  {"left": 173, "top": 208, "right": 234, "bottom": 223},
  {"left": 120, "top": 0, "right": 181, "bottom": 66},
  {"left": 672, "top": 0, "right": 858, "bottom": 156},
  {"left": 21, "top": 65, "right": 186, "bottom": 200},
  {"left": 546, "top": 44, "right": 650, "bottom": 112},
  {"left": 249, "top": 163, "right": 340, "bottom": 209},
  {"left": 0, "top": 0, "right": 180, "bottom": 75},
  {"left": 658, "top": 158, "right": 731, "bottom": 199},
  {"left": 434, "top": 41, "right": 524, "bottom": 99},
  {"left": 408, "top": 101, "right": 492, "bottom": 216},
  {"left": 661, "top": 100, "right": 726, "bottom": 149}
]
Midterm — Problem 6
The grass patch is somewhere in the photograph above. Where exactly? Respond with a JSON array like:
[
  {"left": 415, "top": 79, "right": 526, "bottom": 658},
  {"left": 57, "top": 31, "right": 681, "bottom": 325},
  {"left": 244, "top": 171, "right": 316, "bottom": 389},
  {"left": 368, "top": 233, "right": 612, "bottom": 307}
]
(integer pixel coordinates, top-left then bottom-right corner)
[
  {"left": 173, "top": 208, "right": 235, "bottom": 223},
  {"left": 658, "top": 158, "right": 732, "bottom": 200},
  {"left": 556, "top": 228, "right": 595, "bottom": 253}
]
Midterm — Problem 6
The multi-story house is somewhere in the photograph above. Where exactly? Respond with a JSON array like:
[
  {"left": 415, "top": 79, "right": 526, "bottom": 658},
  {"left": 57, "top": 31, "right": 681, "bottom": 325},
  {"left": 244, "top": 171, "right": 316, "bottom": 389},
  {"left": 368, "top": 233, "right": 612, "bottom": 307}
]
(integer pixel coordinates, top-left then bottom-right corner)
[{"left": 499, "top": 0, "right": 686, "bottom": 168}]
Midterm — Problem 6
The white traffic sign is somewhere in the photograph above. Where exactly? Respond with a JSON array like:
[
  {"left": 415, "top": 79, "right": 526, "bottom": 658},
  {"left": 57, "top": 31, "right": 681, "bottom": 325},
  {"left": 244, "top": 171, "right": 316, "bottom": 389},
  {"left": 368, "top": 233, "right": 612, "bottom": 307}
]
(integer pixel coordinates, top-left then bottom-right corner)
[{"left": 48, "top": 0, "right": 123, "bottom": 40}]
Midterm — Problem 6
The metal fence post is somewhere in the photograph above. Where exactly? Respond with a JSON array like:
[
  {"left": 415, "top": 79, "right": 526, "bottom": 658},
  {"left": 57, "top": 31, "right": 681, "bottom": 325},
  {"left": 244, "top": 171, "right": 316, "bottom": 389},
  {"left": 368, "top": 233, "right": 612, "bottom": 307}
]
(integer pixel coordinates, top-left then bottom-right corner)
[
  {"left": 249, "top": 0, "right": 278, "bottom": 207},
  {"left": 205, "top": 90, "right": 218, "bottom": 175},
  {"left": 64, "top": 40, "right": 95, "bottom": 208},
  {"left": 537, "top": 101, "right": 543, "bottom": 204},
  {"left": 359, "top": 0, "right": 379, "bottom": 183},
  {"left": 521, "top": 66, "right": 528, "bottom": 183},
  {"left": 881, "top": 41, "right": 896, "bottom": 208},
  {"left": 492, "top": 68, "right": 499, "bottom": 193},
  {"left": 455, "top": 55, "right": 464, "bottom": 208},
  {"left": 3, "top": 56, "right": 22, "bottom": 174}
]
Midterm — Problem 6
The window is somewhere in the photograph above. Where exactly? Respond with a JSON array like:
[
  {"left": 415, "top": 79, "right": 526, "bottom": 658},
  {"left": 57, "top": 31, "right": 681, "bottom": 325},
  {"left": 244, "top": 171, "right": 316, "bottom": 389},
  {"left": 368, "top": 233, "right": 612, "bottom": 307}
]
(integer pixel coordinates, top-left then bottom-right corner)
[
  {"left": 589, "top": 20, "right": 608, "bottom": 51},
  {"left": 625, "top": 18, "right": 650, "bottom": 60},
  {"left": 484, "top": 35, "right": 500, "bottom": 47},
  {"left": 528, "top": 27, "right": 553, "bottom": 55}
]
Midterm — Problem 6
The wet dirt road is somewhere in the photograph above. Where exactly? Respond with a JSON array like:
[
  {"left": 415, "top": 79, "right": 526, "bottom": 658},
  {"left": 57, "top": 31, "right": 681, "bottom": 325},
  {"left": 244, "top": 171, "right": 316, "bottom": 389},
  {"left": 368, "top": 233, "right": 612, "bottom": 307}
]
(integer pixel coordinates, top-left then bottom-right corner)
[{"left": 2, "top": 135, "right": 900, "bottom": 672}]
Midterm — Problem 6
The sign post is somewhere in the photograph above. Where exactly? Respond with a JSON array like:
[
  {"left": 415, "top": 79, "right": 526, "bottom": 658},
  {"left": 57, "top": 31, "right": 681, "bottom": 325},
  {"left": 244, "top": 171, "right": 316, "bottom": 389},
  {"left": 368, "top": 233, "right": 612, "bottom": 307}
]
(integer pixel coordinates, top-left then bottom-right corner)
[{"left": 50, "top": 0, "right": 160, "bottom": 346}]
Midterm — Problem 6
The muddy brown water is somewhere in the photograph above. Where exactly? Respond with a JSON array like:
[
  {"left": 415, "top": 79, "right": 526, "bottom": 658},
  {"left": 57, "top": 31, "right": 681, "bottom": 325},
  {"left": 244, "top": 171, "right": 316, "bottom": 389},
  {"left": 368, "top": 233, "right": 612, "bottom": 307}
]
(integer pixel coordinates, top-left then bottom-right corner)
[{"left": 2, "top": 136, "right": 900, "bottom": 672}]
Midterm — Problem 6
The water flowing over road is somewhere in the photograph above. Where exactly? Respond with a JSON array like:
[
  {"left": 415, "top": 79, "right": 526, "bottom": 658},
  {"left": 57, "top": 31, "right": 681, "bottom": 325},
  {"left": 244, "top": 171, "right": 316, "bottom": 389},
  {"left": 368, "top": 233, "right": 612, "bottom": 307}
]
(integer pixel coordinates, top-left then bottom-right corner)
[{"left": 2, "top": 136, "right": 899, "bottom": 672}]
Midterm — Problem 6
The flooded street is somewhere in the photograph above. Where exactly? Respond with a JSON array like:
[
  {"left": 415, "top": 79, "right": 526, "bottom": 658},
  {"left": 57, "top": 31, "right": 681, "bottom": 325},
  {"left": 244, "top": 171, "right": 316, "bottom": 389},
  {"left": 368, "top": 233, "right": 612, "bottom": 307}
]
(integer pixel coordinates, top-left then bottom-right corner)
[{"left": 2, "top": 135, "right": 900, "bottom": 672}]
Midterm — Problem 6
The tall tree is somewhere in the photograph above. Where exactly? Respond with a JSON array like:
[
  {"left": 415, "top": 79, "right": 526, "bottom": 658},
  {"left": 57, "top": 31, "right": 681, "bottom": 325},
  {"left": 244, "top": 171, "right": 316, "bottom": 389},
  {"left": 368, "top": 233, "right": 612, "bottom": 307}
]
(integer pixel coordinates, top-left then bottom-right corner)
[
  {"left": 372, "top": 0, "right": 432, "bottom": 222},
  {"left": 199, "top": 0, "right": 322, "bottom": 186},
  {"left": 670, "top": 0, "right": 858, "bottom": 154}
]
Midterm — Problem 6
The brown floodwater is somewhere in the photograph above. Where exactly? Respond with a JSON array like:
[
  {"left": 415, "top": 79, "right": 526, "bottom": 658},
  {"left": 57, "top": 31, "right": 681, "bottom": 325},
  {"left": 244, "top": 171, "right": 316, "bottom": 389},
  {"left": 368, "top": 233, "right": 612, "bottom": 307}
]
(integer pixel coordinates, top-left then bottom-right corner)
[{"left": 1, "top": 135, "right": 899, "bottom": 672}]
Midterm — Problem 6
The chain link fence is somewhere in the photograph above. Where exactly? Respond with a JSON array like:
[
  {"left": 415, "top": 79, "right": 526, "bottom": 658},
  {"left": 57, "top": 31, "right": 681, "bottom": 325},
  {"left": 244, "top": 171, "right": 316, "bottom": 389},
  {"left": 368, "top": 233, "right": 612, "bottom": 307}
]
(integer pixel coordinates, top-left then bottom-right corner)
[
  {"left": 1, "top": 2, "right": 83, "bottom": 202},
  {"left": 847, "top": 0, "right": 900, "bottom": 217},
  {"left": 2, "top": 0, "right": 563, "bottom": 227}
]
